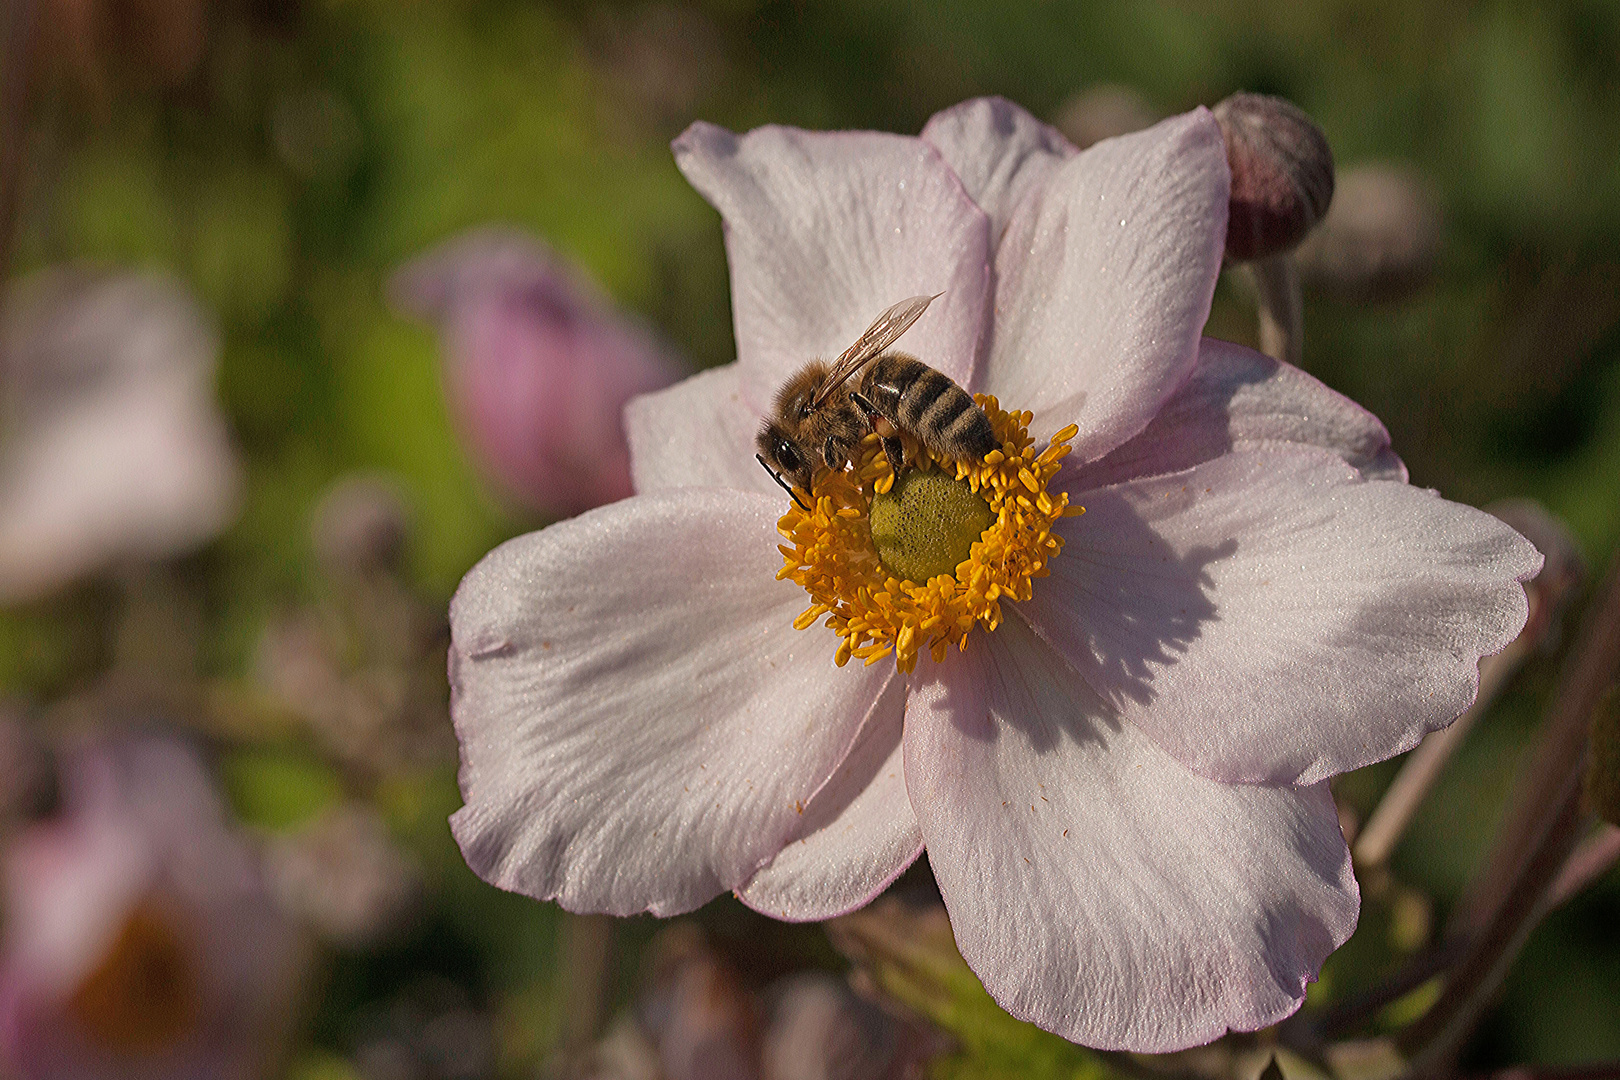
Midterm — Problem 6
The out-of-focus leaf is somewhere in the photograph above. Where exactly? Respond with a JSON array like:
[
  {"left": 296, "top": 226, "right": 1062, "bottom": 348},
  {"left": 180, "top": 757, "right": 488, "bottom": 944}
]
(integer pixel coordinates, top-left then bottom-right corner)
[
  {"left": 286, "top": 1051, "right": 363, "bottom": 1080},
  {"left": 185, "top": 165, "right": 295, "bottom": 325},
  {"left": 56, "top": 140, "right": 180, "bottom": 265},
  {"left": 220, "top": 747, "right": 344, "bottom": 830}
]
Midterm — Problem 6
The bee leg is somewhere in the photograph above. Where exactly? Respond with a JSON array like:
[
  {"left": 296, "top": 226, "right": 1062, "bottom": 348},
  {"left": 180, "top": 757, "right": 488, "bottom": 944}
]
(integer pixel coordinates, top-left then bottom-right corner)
[
  {"left": 850, "top": 390, "right": 879, "bottom": 422},
  {"left": 882, "top": 435, "right": 905, "bottom": 474},
  {"left": 823, "top": 435, "right": 851, "bottom": 472}
]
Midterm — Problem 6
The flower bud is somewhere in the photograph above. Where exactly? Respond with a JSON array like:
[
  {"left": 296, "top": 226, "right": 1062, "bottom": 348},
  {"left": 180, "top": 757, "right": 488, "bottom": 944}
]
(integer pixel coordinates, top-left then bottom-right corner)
[
  {"left": 353, "top": 977, "right": 496, "bottom": 1080},
  {"left": 1052, "top": 85, "right": 1157, "bottom": 150},
  {"left": 389, "top": 229, "right": 687, "bottom": 518},
  {"left": 311, "top": 474, "right": 412, "bottom": 578},
  {"left": 1213, "top": 92, "right": 1335, "bottom": 262},
  {"left": 1294, "top": 163, "right": 1443, "bottom": 301},
  {"left": 264, "top": 802, "right": 423, "bottom": 949},
  {"left": 638, "top": 925, "right": 761, "bottom": 1080},
  {"left": 762, "top": 973, "right": 906, "bottom": 1080}
]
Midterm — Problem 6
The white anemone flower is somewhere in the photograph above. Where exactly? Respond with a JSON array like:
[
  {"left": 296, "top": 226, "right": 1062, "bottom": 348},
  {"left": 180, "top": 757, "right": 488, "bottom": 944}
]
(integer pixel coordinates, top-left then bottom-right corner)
[
  {"left": 0, "top": 269, "right": 241, "bottom": 603},
  {"left": 445, "top": 98, "right": 1540, "bottom": 1051}
]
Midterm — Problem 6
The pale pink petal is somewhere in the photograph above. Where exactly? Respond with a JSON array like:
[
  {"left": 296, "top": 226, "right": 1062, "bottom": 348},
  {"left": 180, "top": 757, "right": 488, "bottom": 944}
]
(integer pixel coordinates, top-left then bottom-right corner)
[
  {"left": 736, "top": 676, "right": 921, "bottom": 922},
  {"left": 984, "top": 110, "right": 1229, "bottom": 457},
  {"left": 448, "top": 489, "right": 890, "bottom": 917},
  {"left": 1024, "top": 447, "right": 1541, "bottom": 787},
  {"left": 672, "top": 122, "right": 991, "bottom": 409},
  {"left": 1063, "top": 337, "right": 1406, "bottom": 490},
  {"left": 625, "top": 364, "right": 779, "bottom": 497},
  {"left": 920, "top": 96, "right": 1077, "bottom": 242},
  {"left": 904, "top": 616, "right": 1357, "bottom": 1052}
]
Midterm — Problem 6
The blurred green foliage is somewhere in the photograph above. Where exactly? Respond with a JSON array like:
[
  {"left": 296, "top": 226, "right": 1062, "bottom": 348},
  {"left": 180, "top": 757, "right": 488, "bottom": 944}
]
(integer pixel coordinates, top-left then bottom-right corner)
[{"left": 3, "top": 0, "right": 1619, "bottom": 1074}]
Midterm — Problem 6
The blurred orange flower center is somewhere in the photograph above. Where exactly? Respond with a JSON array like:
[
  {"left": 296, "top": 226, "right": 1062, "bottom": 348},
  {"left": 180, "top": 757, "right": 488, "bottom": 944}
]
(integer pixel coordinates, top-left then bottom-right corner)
[{"left": 68, "top": 901, "right": 201, "bottom": 1055}]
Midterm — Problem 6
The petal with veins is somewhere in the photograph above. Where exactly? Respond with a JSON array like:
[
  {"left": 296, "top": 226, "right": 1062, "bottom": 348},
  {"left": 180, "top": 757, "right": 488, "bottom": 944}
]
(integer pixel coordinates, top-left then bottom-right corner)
[
  {"left": 448, "top": 489, "right": 890, "bottom": 916},
  {"left": 904, "top": 616, "right": 1357, "bottom": 1052},
  {"left": 1025, "top": 447, "right": 1541, "bottom": 786},
  {"left": 737, "top": 676, "right": 921, "bottom": 922},
  {"left": 673, "top": 122, "right": 991, "bottom": 409},
  {"left": 984, "top": 110, "right": 1228, "bottom": 456},
  {"left": 920, "top": 96, "right": 1077, "bottom": 243},
  {"left": 626, "top": 364, "right": 777, "bottom": 497},
  {"left": 1064, "top": 337, "right": 1407, "bottom": 491}
]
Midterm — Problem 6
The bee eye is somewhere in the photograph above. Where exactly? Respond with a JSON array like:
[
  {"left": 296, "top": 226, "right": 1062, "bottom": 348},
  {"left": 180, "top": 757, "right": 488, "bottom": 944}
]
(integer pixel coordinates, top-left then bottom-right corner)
[{"left": 775, "top": 440, "right": 802, "bottom": 473}]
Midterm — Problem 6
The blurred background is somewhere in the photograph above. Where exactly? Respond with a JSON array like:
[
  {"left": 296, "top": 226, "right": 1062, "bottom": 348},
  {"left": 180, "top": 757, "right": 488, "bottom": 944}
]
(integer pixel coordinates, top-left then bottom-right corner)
[{"left": 0, "top": 1, "right": 1617, "bottom": 1078}]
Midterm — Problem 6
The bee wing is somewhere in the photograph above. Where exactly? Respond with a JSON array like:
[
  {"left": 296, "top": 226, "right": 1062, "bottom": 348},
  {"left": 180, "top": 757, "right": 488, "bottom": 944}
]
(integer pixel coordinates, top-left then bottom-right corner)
[{"left": 811, "top": 293, "right": 940, "bottom": 408}]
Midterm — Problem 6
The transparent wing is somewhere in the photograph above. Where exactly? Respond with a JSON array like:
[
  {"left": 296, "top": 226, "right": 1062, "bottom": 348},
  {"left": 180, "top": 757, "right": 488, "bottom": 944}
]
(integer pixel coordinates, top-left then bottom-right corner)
[{"left": 811, "top": 294, "right": 940, "bottom": 408}]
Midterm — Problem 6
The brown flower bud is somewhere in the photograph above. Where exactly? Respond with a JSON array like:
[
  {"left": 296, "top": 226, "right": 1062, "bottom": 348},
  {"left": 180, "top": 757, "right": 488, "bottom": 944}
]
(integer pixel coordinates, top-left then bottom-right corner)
[
  {"left": 639, "top": 925, "right": 761, "bottom": 1080},
  {"left": 263, "top": 803, "right": 423, "bottom": 949},
  {"left": 311, "top": 474, "right": 411, "bottom": 577},
  {"left": 1295, "top": 163, "right": 1443, "bottom": 302},
  {"left": 1213, "top": 92, "right": 1335, "bottom": 262},
  {"left": 762, "top": 973, "right": 902, "bottom": 1080}
]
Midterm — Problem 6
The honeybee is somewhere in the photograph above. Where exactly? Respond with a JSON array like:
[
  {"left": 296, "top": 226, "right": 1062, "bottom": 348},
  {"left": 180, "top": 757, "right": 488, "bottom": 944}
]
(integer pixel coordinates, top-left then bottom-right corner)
[{"left": 755, "top": 294, "right": 999, "bottom": 507}]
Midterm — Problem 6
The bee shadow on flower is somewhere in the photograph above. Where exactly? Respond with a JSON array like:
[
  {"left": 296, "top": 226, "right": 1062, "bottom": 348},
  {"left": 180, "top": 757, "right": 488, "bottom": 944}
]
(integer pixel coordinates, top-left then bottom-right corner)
[{"left": 1025, "top": 490, "right": 1236, "bottom": 730}]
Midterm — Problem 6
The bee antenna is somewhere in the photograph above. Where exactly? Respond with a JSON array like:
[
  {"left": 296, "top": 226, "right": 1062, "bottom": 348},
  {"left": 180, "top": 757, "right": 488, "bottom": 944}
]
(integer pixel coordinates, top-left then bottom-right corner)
[{"left": 757, "top": 454, "right": 812, "bottom": 512}]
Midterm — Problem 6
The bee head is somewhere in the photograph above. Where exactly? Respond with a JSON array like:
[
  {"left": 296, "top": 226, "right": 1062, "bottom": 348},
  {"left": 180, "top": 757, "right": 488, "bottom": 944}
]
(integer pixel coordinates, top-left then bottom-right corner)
[{"left": 756, "top": 423, "right": 814, "bottom": 494}]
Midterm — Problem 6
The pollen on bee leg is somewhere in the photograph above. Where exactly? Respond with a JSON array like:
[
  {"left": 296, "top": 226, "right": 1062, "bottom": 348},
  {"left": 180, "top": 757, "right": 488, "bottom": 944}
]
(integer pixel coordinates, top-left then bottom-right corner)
[{"left": 771, "top": 398, "right": 1080, "bottom": 673}]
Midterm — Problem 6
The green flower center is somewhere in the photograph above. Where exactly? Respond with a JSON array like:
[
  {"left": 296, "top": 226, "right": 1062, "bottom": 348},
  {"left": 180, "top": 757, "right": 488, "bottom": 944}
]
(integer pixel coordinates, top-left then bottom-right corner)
[{"left": 869, "top": 468, "right": 996, "bottom": 584}]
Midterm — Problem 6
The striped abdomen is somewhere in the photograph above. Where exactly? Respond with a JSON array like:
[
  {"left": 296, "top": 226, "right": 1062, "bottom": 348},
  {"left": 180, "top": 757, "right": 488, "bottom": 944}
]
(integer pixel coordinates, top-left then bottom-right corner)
[{"left": 861, "top": 352, "right": 999, "bottom": 462}]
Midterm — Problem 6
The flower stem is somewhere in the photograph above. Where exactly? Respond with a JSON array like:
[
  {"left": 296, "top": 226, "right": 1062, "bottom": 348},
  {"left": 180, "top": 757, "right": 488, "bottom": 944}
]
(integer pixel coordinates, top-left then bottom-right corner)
[
  {"left": 1353, "top": 638, "right": 1531, "bottom": 873},
  {"left": 1448, "top": 554, "right": 1620, "bottom": 942},
  {"left": 1395, "top": 552, "right": 1620, "bottom": 1074},
  {"left": 1251, "top": 255, "right": 1303, "bottom": 367},
  {"left": 1545, "top": 822, "right": 1620, "bottom": 910}
]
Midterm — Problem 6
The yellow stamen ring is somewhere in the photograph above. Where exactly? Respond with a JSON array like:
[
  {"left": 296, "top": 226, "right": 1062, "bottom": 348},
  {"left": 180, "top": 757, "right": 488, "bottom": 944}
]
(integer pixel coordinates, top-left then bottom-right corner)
[{"left": 774, "top": 396, "right": 1084, "bottom": 674}]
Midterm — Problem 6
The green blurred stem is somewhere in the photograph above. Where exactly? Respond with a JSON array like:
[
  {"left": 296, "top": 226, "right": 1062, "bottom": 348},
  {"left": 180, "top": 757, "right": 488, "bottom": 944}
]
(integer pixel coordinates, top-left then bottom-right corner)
[{"left": 1251, "top": 255, "right": 1303, "bottom": 367}]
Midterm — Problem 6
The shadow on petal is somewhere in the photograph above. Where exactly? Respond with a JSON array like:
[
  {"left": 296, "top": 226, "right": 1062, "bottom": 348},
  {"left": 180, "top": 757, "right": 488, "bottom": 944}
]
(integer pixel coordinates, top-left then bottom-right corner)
[{"left": 1024, "top": 482, "right": 1235, "bottom": 716}]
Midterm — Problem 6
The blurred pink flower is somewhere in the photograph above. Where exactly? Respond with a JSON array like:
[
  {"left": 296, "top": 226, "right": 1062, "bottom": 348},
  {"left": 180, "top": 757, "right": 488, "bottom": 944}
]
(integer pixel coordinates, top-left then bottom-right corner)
[
  {"left": 0, "top": 737, "right": 306, "bottom": 1080},
  {"left": 444, "top": 99, "right": 1540, "bottom": 1050},
  {"left": 390, "top": 229, "right": 687, "bottom": 517},
  {"left": 0, "top": 269, "right": 242, "bottom": 603}
]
